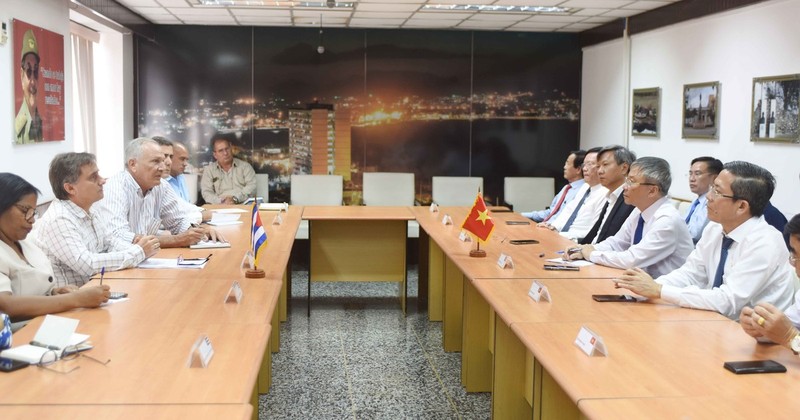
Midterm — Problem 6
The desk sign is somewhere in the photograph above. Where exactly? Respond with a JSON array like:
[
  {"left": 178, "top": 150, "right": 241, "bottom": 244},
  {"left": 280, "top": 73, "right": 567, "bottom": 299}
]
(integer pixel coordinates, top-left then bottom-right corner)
[
  {"left": 441, "top": 214, "right": 453, "bottom": 225},
  {"left": 497, "top": 253, "right": 514, "bottom": 269},
  {"left": 458, "top": 230, "right": 472, "bottom": 242},
  {"left": 272, "top": 212, "right": 283, "bottom": 226},
  {"left": 188, "top": 335, "right": 215, "bottom": 368},
  {"left": 430, "top": 203, "right": 439, "bottom": 213},
  {"left": 224, "top": 281, "right": 243, "bottom": 304},
  {"left": 527, "top": 280, "right": 550, "bottom": 302},
  {"left": 574, "top": 326, "right": 608, "bottom": 357}
]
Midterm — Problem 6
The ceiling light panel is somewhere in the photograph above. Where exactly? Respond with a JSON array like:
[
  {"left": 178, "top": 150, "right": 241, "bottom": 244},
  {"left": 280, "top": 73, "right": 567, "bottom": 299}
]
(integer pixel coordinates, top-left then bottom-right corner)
[
  {"left": 229, "top": 8, "right": 292, "bottom": 17},
  {"left": 494, "top": 0, "right": 564, "bottom": 5}
]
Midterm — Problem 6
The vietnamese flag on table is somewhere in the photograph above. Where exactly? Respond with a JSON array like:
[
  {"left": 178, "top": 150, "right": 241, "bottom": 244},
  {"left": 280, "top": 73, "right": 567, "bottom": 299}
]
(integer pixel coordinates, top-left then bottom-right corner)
[{"left": 461, "top": 193, "right": 495, "bottom": 242}]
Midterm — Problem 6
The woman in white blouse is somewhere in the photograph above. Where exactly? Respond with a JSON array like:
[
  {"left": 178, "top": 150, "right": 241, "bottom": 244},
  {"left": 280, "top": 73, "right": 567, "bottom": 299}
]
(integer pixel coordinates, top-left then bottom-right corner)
[{"left": 0, "top": 173, "right": 109, "bottom": 323}]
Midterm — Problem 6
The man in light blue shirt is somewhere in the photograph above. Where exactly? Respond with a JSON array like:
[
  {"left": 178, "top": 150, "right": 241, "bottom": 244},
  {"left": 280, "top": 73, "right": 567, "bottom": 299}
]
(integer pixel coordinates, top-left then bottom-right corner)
[
  {"left": 685, "top": 156, "right": 722, "bottom": 244},
  {"left": 166, "top": 142, "right": 192, "bottom": 202},
  {"left": 521, "top": 150, "right": 586, "bottom": 222}
]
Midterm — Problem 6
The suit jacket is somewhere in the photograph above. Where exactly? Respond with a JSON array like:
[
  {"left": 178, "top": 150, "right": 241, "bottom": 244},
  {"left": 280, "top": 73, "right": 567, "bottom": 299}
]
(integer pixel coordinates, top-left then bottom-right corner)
[{"left": 580, "top": 198, "right": 635, "bottom": 245}]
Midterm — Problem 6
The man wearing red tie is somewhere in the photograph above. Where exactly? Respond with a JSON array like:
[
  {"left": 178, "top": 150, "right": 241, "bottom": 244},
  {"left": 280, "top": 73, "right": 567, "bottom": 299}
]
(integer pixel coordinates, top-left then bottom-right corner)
[{"left": 521, "top": 150, "right": 586, "bottom": 222}]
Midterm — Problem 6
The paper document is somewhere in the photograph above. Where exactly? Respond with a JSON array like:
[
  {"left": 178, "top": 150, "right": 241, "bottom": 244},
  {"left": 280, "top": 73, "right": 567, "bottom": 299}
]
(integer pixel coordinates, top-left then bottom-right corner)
[
  {"left": 212, "top": 208, "right": 247, "bottom": 214},
  {"left": 190, "top": 240, "right": 231, "bottom": 249},
  {"left": 138, "top": 258, "right": 207, "bottom": 269},
  {"left": 260, "top": 202, "right": 289, "bottom": 211},
  {"left": 0, "top": 315, "right": 89, "bottom": 363},
  {"left": 546, "top": 258, "right": 594, "bottom": 267},
  {"left": 208, "top": 212, "right": 242, "bottom": 226}
]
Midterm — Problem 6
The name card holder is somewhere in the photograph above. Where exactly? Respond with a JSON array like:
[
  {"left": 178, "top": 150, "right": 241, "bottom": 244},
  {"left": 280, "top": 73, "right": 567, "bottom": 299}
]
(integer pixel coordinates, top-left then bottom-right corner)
[
  {"left": 497, "top": 253, "right": 514, "bottom": 269},
  {"left": 224, "top": 281, "right": 243, "bottom": 304},
  {"left": 458, "top": 230, "right": 473, "bottom": 242},
  {"left": 574, "top": 326, "right": 608, "bottom": 357},
  {"left": 441, "top": 214, "right": 453, "bottom": 225},
  {"left": 430, "top": 203, "right": 439, "bottom": 213},
  {"left": 527, "top": 280, "right": 550, "bottom": 302},
  {"left": 272, "top": 212, "right": 283, "bottom": 225},
  {"left": 187, "top": 334, "right": 215, "bottom": 368}
]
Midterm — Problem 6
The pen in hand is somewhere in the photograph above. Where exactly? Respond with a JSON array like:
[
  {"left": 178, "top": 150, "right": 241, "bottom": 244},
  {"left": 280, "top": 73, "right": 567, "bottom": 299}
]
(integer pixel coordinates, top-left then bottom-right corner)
[{"left": 100, "top": 267, "right": 105, "bottom": 285}]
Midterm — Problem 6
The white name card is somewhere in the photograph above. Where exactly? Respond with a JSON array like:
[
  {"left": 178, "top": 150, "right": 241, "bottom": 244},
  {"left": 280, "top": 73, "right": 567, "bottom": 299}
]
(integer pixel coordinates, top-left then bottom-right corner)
[
  {"left": 497, "top": 253, "right": 514, "bottom": 269},
  {"left": 458, "top": 230, "right": 473, "bottom": 242},
  {"left": 574, "top": 326, "right": 608, "bottom": 357},
  {"left": 188, "top": 335, "right": 215, "bottom": 368},
  {"left": 527, "top": 280, "right": 550, "bottom": 302},
  {"left": 272, "top": 212, "right": 283, "bottom": 225},
  {"left": 224, "top": 281, "right": 243, "bottom": 304},
  {"left": 430, "top": 203, "right": 439, "bottom": 213},
  {"left": 441, "top": 214, "right": 453, "bottom": 225}
]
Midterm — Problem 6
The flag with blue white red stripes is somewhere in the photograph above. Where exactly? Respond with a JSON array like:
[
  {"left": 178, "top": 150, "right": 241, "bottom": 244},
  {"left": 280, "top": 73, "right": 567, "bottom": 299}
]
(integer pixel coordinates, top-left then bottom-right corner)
[{"left": 251, "top": 202, "right": 267, "bottom": 266}]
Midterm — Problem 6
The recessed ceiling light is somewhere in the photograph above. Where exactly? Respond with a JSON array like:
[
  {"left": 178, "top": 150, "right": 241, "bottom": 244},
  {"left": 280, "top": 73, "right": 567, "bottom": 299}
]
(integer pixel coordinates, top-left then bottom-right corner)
[
  {"left": 196, "top": 1, "right": 356, "bottom": 8},
  {"left": 422, "top": 4, "right": 571, "bottom": 14}
]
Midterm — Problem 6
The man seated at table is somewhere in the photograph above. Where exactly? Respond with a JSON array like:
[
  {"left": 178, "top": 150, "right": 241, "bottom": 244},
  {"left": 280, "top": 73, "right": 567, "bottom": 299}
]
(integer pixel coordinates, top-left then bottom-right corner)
[
  {"left": 96, "top": 137, "right": 225, "bottom": 248},
  {"left": 166, "top": 140, "right": 192, "bottom": 202},
  {"left": 521, "top": 150, "right": 585, "bottom": 222},
  {"left": 200, "top": 136, "right": 256, "bottom": 205},
  {"left": 32, "top": 153, "right": 160, "bottom": 287},
  {"left": 739, "top": 213, "right": 800, "bottom": 352},
  {"left": 539, "top": 147, "right": 608, "bottom": 242},
  {"left": 155, "top": 136, "right": 210, "bottom": 223},
  {"left": 565, "top": 157, "right": 693, "bottom": 277},
  {"left": 580, "top": 145, "right": 636, "bottom": 244},
  {"left": 613, "top": 161, "right": 794, "bottom": 320},
  {"left": 685, "top": 156, "right": 722, "bottom": 244}
]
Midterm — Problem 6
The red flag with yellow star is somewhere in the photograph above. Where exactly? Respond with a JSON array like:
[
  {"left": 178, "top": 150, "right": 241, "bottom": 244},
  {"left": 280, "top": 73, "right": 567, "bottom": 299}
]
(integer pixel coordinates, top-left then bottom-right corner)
[{"left": 461, "top": 193, "right": 495, "bottom": 242}]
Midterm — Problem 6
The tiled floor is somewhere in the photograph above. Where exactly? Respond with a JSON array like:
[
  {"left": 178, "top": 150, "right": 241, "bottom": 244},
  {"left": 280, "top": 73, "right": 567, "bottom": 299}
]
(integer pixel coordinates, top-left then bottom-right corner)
[{"left": 259, "top": 262, "right": 491, "bottom": 419}]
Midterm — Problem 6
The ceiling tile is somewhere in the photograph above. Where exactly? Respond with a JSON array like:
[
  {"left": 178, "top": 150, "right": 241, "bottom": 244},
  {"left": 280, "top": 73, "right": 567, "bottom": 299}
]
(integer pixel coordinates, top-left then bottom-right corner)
[
  {"left": 229, "top": 8, "right": 292, "bottom": 17},
  {"left": 408, "top": 12, "right": 474, "bottom": 20},
  {"left": 294, "top": 16, "right": 349, "bottom": 24},
  {"left": 155, "top": 0, "right": 193, "bottom": 6},
  {"left": 602, "top": 8, "right": 642, "bottom": 17},
  {"left": 181, "top": 16, "right": 237, "bottom": 24},
  {"left": 403, "top": 20, "right": 460, "bottom": 27},
  {"left": 468, "top": 14, "right": 528, "bottom": 22},
  {"left": 356, "top": 3, "right": 421, "bottom": 12},
  {"left": 293, "top": 10, "right": 352, "bottom": 18},
  {"left": 623, "top": 0, "right": 672, "bottom": 10},
  {"left": 429, "top": 0, "right": 495, "bottom": 4},
  {"left": 457, "top": 20, "right": 509, "bottom": 29},
  {"left": 511, "top": 21, "right": 567, "bottom": 29},
  {"left": 570, "top": 8, "right": 613, "bottom": 16},
  {"left": 352, "top": 12, "right": 413, "bottom": 19},
  {"left": 349, "top": 18, "right": 408, "bottom": 25},
  {"left": 132, "top": 7, "right": 172, "bottom": 16},
  {"left": 561, "top": 0, "right": 633, "bottom": 7},
  {"left": 148, "top": 16, "right": 183, "bottom": 23},
  {"left": 166, "top": 7, "right": 229, "bottom": 16},
  {"left": 563, "top": 22, "right": 600, "bottom": 30},
  {"left": 525, "top": 15, "right": 586, "bottom": 23},
  {"left": 236, "top": 16, "right": 294, "bottom": 24},
  {"left": 117, "top": 0, "right": 161, "bottom": 7},
  {"left": 494, "top": 0, "right": 564, "bottom": 5},
  {"left": 359, "top": 0, "right": 424, "bottom": 3}
]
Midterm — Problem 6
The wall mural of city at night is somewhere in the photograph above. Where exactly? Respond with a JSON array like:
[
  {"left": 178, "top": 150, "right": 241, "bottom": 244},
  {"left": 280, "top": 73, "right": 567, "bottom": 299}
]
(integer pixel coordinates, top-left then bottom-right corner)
[{"left": 136, "top": 26, "right": 582, "bottom": 206}]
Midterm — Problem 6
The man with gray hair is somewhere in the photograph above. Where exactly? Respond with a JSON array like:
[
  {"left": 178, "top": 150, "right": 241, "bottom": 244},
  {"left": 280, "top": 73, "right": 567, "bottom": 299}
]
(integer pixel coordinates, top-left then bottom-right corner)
[
  {"left": 96, "top": 137, "right": 225, "bottom": 248},
  {"left": 32, "top": 152, "right": 160, "bottom": 287},
  {"left": 566, "top": 157, "right": 693, "bottom": 277},
  {"left": 614, "top": 161, "right": 794, "bottom": 320}
]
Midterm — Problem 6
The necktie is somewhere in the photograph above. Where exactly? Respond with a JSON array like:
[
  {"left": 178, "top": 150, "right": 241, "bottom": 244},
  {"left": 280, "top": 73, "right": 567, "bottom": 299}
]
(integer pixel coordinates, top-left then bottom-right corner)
[
  {"left": 712, "top": 236, "right": 735, "bottom": 288},
  {"left": 562, "top": 188, "right": 591, "bottom": 231},
  {"left": 685, "top": 198, "right": 700, "bottom": 223},
  {"left": 584, "top": 201, "right": 609, "bottom": 244},
  {"left": 633, "top": 215, "right": 645, "bottom": 245},
  {"left": 543, "top": 184, "right": 572, "bottom": 223}
]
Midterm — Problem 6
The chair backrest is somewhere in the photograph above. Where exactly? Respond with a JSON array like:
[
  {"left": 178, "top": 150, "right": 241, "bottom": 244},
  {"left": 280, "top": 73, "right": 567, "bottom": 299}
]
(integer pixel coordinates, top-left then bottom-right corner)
[
  {"left": 290, "top": 174, "right": 343, "bottom": 205},
  {"left": 432, "top": 176, "right": 483, "bottom": 207},
  {"left": 185, "top": 173, "right": 199, "bottom": 204},
  {"left": 363, "top": 172, "right": 415, "bottom": 206},
  {"left": 255, "top": 173, "right": 269, "bottom": 202},
  {"left": 504, "top": 177, "right": 553, "bottom": 213}
]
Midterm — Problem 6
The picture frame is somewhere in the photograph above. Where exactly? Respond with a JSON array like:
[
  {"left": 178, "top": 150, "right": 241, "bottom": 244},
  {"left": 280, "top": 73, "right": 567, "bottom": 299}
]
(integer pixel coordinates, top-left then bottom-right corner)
[
  {"left": 682, "top": 81, "right": 719, "bottom": 139},
  {"left": 631, "top": 88, "right": 660, "bottom": 137},
  {"left": 751, "top": 74, "right": 800, "bottom": 143}
]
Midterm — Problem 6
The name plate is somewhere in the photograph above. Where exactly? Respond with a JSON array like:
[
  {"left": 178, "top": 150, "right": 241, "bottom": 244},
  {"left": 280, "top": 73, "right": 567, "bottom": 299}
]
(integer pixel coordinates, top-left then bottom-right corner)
[
  {"left": 527, "top": 280, "right": 550, "bottom": 302},
  {"left": 441, "top": 214, "right": 453, "bottom": 225},
  {"left": 272, "top": 212, "right": 283, "bottom": 225},
  {"left": 574, "top": 326, "right": 608, "bottom": 357},
  {"left": 188, "top": 334, "right": 215, "bottom": 368},
  {"left": 458, "top": 230, "right": 472, "bottom": 242},
  {"left": 430, "top": 203, "right": 439, "bottom": 213},
  {"left": 224, "top": 281, "right": 243, "bottom": 304},
  {"left": 497, "top": 253, "right": 514, "bottom": 269}
]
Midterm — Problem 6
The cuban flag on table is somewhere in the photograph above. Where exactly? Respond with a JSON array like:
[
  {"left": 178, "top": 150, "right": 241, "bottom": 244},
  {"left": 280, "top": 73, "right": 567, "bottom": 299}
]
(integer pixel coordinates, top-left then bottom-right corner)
[{"left": 251, "top": 202, "right": 267, "bottom": 263}]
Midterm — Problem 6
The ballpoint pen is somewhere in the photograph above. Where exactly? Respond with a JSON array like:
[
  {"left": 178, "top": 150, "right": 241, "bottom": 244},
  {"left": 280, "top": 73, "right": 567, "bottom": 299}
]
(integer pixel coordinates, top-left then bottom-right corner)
[{"left": 100, "top": 267, "right": 105, "bottom": 285}]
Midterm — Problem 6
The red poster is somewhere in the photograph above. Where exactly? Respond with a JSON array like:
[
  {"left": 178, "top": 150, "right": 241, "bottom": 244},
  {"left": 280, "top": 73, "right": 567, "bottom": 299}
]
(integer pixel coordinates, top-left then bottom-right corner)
[{"left": 13, "top": 19, "right": 65, "bottom": 144}]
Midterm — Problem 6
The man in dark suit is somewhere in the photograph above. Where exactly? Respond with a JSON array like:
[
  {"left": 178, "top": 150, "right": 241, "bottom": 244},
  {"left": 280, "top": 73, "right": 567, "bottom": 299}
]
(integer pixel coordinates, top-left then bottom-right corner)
[{"left": 580, "top": 145, "right": 636, "bottom": 244}]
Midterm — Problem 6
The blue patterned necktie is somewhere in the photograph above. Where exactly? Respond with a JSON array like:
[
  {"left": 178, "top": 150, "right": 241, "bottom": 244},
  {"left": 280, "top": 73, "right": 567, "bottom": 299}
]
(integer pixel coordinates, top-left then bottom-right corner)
[
  {"left": 633, "top": 216, "right": 644, "bottom": 245},
  {"left": 685, "top": 198, "right": 700, "bottom": 223},
  {"left": 712, "top": 236, "right": 735, "bottom": 288}
]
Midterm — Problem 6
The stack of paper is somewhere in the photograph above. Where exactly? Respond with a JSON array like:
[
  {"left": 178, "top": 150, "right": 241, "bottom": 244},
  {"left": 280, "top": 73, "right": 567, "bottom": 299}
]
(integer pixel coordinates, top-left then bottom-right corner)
[{"left": 0, "top": 315, "right": 90, "bottom": 363}]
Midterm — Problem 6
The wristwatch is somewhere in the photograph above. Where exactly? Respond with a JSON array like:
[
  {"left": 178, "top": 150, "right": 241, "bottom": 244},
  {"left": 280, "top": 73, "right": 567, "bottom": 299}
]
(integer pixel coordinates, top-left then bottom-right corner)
[
  {"left": 232, "top": 196, "right": 240, "bottom": 204},
  {"left": 790, "top": 332, "right": 800, "bottom": 355}
]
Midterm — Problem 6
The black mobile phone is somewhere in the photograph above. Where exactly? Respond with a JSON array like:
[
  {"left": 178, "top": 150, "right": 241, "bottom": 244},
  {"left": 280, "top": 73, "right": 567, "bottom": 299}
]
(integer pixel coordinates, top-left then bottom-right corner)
[
  {"left": 723, "top": 360, "right": 787, "bottom": 374},
  {"left": 592, "top": 294, "right": 638, "bottom": 303},
  {"left": 544, "top": 265, "right": 579, "bottom": 271},
  {"left": 509, "top": 239, "right": 540, "bottom": 245},
  {"left": 110, "top": 291, "right": 128, "bottom": 299},
  {"left": 0, "top": 357, "right": 30, "bottom": 373},
  {"left": 505, "top": 221, "right": 531, "bottom": 225}
]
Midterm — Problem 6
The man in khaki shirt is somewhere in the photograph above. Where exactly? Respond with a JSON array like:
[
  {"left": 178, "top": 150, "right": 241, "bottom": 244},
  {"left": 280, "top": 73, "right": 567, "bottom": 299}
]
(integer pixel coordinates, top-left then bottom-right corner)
[{"left": 200, "top": 137, "right": 256, "bottom": 204}]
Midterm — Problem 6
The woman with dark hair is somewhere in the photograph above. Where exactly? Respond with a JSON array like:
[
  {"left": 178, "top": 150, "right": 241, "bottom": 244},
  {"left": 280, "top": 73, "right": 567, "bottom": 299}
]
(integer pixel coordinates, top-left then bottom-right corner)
[
  {"left": 740, "top": 213, "right": 800, "bottom": 353},
  {"left": 0, "top": 173, "right": 109, "bottom": 325}
]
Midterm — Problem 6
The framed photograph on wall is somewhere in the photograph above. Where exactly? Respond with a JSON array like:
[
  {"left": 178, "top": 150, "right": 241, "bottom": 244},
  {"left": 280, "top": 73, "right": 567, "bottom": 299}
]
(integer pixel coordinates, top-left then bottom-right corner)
[
  {"left": 682, "top": 82, "right": 719, "bottom": 139},
  {"left": 631, "top": 88, "right": 660, "bottom": 137},
  {"left": 751, "top": 74, "right": 800, "bottom": 143}
]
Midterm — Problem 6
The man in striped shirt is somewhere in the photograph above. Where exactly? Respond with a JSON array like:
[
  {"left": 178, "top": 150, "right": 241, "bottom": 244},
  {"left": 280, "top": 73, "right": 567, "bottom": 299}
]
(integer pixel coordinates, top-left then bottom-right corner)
[{"left": 96, "top": 137, "right": 225, "bottom": 248}]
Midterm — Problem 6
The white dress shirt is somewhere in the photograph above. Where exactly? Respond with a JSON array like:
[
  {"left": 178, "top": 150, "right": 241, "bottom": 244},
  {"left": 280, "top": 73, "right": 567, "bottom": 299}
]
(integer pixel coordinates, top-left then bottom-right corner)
[
  {"left": 591, "top": 185, "right": 624, "bottom": 244},
  {"left": 32, "top": 199, "right": 146, "bottom": 287},
  {"left": 589, "top": 197, "right": 693, "bottom": 278},
  {"left": 657, "top": 217, "right": 794, "bottom": 320},
  {"left": 785, "top": 286, "right": 800, "bottom": 328},
  {"left": 96, "top": 170, "right": 193, "bottom": 244},
  {"left": 555, "top": 183, "right": 608, "bottom": 241},
  {"left": 685, "top": 194, "right": 709, "bottom": 244},
  {"left": 521, "top": 179, "right": 585, "bottom": 222}
]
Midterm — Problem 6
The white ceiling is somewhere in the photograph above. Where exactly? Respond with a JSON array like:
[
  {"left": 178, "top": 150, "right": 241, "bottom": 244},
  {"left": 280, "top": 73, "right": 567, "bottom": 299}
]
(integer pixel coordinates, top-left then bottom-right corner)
[{"left": 117, "top": 0, "right": 680, "bottom": 32}]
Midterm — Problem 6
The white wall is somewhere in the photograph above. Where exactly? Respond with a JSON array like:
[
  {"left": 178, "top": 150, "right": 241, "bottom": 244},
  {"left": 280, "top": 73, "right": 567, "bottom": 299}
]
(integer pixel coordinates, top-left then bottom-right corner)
[
  {"left": 0, "top": 0, "right": 72, "bottom": 202},
  {"left": 581, "top": 0, "right": 800, "bottom": 216}
]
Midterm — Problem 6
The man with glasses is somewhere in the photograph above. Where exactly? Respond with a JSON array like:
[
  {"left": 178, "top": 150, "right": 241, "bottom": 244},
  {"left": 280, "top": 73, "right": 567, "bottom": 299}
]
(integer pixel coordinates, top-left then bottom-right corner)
[
  {"left": 32, "top": 153, "right": 160, "bottom": 287},
  {"left": 685, "top": 156, "right": 722, "bottom": 244},
  {"left": 580, "top": 145, "right": 636, "bottom": 244},
  {"left": 565, "top": 157, "right": 693, "bottom": 277},
  {"left": 614, "top": 161, "right": 794, "bottom": 320},
  {"left": 200, "top": 137, "right": 256, "bottom": 205},
  {"left": 15, "top": 30, "right": 43, "bottom": 144},
  {"left": 522, "top": 150, "right": 586, "bottom": 222}
]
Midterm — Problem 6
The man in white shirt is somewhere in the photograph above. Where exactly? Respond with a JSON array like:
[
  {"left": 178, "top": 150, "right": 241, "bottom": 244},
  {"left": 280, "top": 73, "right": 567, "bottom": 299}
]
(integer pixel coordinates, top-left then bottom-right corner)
[
  {"left": 580, "top": 145, "right": 636, "bottom": 245},
  {"left": 167, "top": 141, "right": 192, "bottom": 202},
  {"left": 685, "top": 156, "right": 722, "bottom": 244},
  {"left": 521, "top": 150, "right": 585, "bottom": 222},
  {"left": 614, "top": 161, "right": 794, "bottom": 320},
  {"left": 539, "top": 147, "right": 608, "bottom": 242},
  {"left": 32, "top": 153, "right": 160, "bottom": 287},
  {"left": 154, "top": 136, "right": 208, "bottom": 223},
  {"left": 566, "top": 157, "right": 693, "bottom": 277},
  {"left": 96, "top": 137, "right": 225, "bottom": 248}
]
